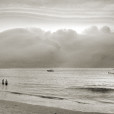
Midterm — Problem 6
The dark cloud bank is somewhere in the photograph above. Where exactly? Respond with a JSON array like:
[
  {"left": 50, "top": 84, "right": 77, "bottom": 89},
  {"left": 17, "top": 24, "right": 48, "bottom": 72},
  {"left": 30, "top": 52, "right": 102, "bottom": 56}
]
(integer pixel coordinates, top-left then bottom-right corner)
[{"left": 0, "top": 26, "right": 114, "bottom": 68}]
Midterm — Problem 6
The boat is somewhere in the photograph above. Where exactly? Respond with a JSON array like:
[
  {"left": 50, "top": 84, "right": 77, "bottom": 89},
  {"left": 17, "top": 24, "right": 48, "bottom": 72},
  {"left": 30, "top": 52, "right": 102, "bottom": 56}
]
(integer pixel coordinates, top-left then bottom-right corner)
[{"left": 47, "top": 69, "right": 54, "bottom": 72}]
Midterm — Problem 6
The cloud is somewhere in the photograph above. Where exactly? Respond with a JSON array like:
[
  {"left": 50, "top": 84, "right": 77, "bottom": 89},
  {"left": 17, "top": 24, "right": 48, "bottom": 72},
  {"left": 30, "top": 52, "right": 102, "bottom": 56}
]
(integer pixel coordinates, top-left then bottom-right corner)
[
  {"left": 0, "top": 6, "right": 113, "bottom": 33},
  {"left": 101, "top": 26, "right": 111, "bottom": 33},
  {"left": 0, "top": 0, "right": 114, "bottom": 10},
  {"left": 0, "top": 26, "right": 114, "bottom": 68},
  {"left": 84, "top": 26, "right": 112, "bottom": 34}
]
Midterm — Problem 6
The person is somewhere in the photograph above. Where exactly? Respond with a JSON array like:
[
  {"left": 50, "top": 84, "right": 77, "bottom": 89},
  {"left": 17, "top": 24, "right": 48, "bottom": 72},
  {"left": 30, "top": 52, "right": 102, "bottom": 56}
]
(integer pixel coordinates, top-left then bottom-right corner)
[
  {"left": 5, "top": 79, "right": 8, "bottom": 86},
  {"left": 2, "top": 79, "right": 4, "bottom": 85}
]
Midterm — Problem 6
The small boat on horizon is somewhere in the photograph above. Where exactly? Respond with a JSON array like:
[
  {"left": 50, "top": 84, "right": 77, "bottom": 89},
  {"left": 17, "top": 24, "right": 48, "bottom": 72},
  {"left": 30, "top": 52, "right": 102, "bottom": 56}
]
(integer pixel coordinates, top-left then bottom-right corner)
[{"left": 47, "top": 69, "right": 54, "bottom": 72}]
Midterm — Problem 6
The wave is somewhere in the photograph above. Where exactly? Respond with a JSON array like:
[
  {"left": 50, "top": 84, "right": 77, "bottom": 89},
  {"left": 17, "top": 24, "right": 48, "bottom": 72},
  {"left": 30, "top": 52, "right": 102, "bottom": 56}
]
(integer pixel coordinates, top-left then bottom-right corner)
[
  {"left": 75, "top": 101, "right": 89, "bottom": 104},
  {"left": 6, "top": 91, "right": 65, "bottom": 100},
  {"left": 67, "top": 86, "right": 114, "bottom": 93},
  {"left": 97, "top": 100, "right": 114, "bottom": 104}
]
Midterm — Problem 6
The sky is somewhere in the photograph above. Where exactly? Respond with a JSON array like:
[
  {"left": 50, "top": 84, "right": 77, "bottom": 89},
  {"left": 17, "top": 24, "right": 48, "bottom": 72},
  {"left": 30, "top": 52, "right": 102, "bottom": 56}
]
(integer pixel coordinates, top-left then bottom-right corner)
[
  {"left": 0, "top": 0, "right": 114, "bottom": 32},
  {"left": 0, "top": 0, "right": 114, "bottom": 68}
]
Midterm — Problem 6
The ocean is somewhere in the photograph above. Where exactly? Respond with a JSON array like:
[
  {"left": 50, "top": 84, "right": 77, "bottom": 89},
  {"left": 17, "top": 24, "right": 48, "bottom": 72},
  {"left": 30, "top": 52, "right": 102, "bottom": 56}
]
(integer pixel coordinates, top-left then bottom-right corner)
[{"left": 0, "top": 68, "right": 114, "bottom": 113}]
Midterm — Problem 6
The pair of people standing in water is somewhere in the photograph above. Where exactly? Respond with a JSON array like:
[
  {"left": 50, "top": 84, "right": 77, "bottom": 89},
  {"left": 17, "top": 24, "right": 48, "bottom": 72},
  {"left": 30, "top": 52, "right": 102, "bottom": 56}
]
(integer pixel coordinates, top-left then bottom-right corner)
[{"left": 2, "top": 79, "right": 8, "bottom": 86}]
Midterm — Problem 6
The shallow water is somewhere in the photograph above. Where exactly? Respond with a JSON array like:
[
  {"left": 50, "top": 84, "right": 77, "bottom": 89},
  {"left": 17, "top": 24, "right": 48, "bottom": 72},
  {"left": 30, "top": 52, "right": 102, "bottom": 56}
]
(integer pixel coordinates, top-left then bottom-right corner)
[{"left": 0, "top": 68, "right": 114, "bottom": 113}]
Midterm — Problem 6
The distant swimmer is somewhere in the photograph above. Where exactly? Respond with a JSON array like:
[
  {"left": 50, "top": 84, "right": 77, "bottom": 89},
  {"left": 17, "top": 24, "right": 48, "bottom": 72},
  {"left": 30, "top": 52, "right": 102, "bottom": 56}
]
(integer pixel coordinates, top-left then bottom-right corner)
[
  {"left": 2, "top": 79, "right": 4, "bottom": 85},
  {"left": 5, "top": 79, "right": 8, "bottom": 86}
]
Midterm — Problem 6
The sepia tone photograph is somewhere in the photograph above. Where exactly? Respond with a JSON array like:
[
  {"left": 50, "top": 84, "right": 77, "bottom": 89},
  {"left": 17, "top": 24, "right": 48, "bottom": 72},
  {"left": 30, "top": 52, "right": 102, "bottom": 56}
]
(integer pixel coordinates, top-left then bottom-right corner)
[{"left": 0, "top": 0, "right": 114, "bottom": 114}]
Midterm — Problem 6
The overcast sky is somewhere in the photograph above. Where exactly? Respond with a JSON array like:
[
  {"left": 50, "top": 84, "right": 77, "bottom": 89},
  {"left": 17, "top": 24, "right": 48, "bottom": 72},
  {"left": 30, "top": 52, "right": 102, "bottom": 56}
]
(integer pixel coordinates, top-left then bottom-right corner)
[
  {"left": 0, "top": 0, "right": 114, "bottom": 68},
  {"left": 0, "top": 0, "right": 114, "bottom": 32}
]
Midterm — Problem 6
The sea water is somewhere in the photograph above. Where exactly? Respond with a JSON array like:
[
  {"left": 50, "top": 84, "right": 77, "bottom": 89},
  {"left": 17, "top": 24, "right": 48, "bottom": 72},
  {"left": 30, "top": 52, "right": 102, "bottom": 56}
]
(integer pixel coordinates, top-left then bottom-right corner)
[{"left": 0, "top": 68, "right": 114, "bottom": 113}]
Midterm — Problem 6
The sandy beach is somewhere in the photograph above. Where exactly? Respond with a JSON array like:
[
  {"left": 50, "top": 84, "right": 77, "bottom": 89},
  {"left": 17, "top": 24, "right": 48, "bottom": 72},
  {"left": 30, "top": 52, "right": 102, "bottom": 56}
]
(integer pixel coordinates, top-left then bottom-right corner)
[{"left": 0, "top": 100, "right": 110, "bottom": 114}]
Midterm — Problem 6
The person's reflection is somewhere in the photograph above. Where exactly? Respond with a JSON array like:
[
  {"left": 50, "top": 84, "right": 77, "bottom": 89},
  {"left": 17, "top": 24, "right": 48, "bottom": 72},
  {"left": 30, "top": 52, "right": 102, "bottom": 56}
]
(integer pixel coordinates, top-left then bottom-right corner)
[{"left": 2, "top": 84, "right": 4, "bottom": 89}]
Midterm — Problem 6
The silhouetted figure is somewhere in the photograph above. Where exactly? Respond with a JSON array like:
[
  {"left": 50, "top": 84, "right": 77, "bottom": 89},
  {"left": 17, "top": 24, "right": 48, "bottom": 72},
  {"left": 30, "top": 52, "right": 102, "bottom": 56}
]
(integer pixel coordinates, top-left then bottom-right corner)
[
  {"left": 2, "top": 79, "right": 4, "bottom": 85},
  {"left": 5, "top": 79, "right": 8, "bottom": 86}
]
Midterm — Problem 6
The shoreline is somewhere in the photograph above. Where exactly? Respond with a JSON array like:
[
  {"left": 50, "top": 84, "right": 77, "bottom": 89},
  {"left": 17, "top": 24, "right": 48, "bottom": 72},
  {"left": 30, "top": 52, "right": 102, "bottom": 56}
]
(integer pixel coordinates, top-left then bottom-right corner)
[{"left": 0, "top": 100, "right": 111, "bottom": 114}]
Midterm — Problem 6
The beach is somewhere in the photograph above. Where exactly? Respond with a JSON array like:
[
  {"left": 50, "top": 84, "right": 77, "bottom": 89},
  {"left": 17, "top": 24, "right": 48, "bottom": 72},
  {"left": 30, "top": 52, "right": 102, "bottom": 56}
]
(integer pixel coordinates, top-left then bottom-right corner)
[{"left": 0, "top": 100, "right": 109, "bottom": 114}]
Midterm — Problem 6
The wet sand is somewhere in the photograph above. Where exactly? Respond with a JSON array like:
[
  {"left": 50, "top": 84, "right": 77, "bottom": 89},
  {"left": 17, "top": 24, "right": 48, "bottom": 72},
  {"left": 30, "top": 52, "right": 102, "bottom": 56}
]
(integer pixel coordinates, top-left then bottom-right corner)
[{"left": 0, "top": 100, "right": 110, "bottom": 114}]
